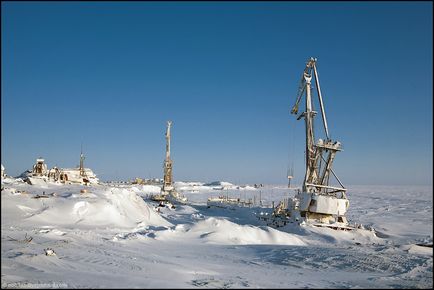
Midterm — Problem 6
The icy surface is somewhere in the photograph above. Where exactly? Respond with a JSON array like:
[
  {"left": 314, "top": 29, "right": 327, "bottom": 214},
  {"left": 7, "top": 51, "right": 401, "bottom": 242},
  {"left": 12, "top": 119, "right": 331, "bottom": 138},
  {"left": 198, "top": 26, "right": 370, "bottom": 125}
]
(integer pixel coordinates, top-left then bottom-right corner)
[{"left": 1, "top": 178, "right": 432, "bottom": 288}]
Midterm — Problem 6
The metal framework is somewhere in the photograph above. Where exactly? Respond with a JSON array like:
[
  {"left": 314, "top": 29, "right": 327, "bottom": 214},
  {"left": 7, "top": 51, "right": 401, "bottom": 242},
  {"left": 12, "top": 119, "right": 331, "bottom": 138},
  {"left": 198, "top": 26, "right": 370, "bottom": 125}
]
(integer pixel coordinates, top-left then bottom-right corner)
[
  {"left": 291, "top": 57, "right": 346, "bottom": 197},
  {"left": 79, "top": 146, "right": 86, "bottom": 178},
  {"left": 162, "top": 120, "right": 174, "bottom": 192}
]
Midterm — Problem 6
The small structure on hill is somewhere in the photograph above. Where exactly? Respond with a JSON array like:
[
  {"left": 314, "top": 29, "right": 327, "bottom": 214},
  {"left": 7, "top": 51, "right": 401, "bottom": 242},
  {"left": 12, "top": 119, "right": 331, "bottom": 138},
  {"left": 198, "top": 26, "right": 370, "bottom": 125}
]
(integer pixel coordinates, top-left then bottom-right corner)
[
  {"left": 20, "top": 158, "right": 50, "bottom": 185},
  {"left": 132, "top": 178, "right": 162, "bottom": 185},
  {"left": 207, "top": 195, "right": 253, "bottom": 209},
  {"left": 47, "top": 166, "right": 68, "bottom": 183},
  {"left": 132, "top": 177, "right": 146, "bottom": 185},
  {"left": 48, "top": 166, "right": 62, "bottom": 182},
  {"left": 1, "top": 164, "right": 5, "bottom": 178},
  {"left": 59, "top": 150, "right": 98, "bottom": 185},
  {"left": 32, "top": 158, "right": 48, "bottom": 176}
]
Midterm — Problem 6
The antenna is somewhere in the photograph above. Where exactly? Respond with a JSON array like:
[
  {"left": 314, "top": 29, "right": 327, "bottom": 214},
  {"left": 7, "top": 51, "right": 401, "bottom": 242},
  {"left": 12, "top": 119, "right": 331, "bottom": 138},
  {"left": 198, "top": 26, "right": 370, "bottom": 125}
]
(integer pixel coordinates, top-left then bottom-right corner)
[
  {"left": 79, "top": 143, "right": 86, "bottom": 177},
  {"left": 287, "top": 113, "right": 296, "bottom": 189}
]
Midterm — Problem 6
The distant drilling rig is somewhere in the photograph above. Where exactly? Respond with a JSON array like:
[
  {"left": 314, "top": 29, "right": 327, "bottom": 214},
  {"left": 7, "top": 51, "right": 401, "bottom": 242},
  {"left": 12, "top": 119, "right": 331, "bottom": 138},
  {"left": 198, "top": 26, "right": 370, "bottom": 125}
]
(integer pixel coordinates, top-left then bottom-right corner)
[
  {"left": 151, "top": 120, "right": 187, "bottom": 204},
  {"left": 162, "top": 120, "right": 174, "bottom": 193},
  {"left": 79, "top": 146, "right": 86, "bottom": 178}
]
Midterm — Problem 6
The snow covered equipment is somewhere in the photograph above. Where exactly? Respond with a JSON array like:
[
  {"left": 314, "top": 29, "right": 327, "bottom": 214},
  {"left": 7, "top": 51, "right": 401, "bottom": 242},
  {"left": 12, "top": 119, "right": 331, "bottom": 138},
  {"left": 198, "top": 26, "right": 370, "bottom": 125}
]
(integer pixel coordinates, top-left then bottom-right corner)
[{"left": 266, "top": 58, "right": 352, "bottom": 230}]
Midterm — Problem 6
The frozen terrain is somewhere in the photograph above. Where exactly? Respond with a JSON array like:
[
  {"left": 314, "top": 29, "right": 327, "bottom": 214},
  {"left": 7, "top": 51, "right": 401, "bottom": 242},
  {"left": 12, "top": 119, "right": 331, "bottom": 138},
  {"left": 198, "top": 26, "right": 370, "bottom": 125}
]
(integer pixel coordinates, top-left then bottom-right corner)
[{"left": 1, "top": 177, "right": 432, "bottom": 288}]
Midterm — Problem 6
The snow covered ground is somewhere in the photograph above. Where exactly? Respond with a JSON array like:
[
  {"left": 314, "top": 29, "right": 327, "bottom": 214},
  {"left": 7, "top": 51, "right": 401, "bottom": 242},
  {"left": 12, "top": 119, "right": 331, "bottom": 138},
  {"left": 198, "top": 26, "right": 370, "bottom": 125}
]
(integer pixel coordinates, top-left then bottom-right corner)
[{"left": 1, "top": 178, "right": 432, "bottom": 288}]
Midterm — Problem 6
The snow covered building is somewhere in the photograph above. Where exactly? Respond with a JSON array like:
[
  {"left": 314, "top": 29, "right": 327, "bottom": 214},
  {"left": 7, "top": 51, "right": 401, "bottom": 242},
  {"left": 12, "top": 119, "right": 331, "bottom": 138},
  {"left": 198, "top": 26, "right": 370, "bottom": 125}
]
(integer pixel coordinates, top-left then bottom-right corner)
[
  {"left": 21, "top": 153, "right": 99, "bottom": 185},
  {"left": 58, "top": 167, "right": 99, "bottom": 185},
  {"left": 32, "top": 158, "right": 48, "bottom": 176},
  {"left": 18, "top": 158, "right": 50, "bottom": 185},
  {"left": 62, "top": 150, "right": 99, "bottom": 185}
]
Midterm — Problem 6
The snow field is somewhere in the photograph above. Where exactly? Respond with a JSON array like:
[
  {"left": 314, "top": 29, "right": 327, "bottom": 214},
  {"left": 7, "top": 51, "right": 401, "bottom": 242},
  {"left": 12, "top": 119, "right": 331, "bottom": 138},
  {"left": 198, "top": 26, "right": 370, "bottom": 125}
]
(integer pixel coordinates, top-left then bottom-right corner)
[{"left": 1, "top": 179, "right": 432, "bottom": 288}]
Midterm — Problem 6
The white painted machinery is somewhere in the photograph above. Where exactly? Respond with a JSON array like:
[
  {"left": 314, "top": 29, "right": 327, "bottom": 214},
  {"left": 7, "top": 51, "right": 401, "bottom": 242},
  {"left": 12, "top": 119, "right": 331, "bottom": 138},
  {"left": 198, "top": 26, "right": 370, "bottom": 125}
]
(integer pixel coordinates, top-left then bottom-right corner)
[{"left": 266, "top": 57, "right": 351, "bottom": 229}]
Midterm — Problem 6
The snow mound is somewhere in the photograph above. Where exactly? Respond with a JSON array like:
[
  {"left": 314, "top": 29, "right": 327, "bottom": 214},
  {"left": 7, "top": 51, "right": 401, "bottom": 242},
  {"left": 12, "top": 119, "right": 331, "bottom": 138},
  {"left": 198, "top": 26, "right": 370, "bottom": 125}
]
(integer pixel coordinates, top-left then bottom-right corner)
[
  {"left": 154, "top": 217, "right": 306, "bottom": 246},
  {"left": 299, "top": 223, "right": 382, "bottom": 246},
  {"left": 175, "top": 181, "right": 214, "bottom": 192},
  {"left": 129, "top": 185, "right": 161, "bottom": 194},
  {"left": 1, "top": 176, "right": 21, "bottom": 185},
  {"left": 204, "top": 181, "right": 234, "bottom": 187},
  {"left": 174, "top": 181, "right": 204, "bottom": 187},
  {"left": 191, "top": 218, "right": 306, "bottom": 245},
  {"left": 140, "top": 184, "right": 162, "bottom": 193},
  {"left": 27, "top": 188, "right": 171, "bottom": 228},
  {"left": 202, "top": 181, "right": 240, "bottom": 190},
  {"left": 238, "top": 185, "right": 257, "bottom": 190},
  {"left": 402, "top": 244, "right": 433, "bottom": 256}
]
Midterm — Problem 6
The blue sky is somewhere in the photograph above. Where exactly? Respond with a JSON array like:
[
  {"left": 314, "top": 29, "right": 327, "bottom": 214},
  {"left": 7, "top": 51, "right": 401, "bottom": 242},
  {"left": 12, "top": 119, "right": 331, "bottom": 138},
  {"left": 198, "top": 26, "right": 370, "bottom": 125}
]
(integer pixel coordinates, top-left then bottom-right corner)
[{"left": 1, "top": 1, "right": 432, "bottom": 185}]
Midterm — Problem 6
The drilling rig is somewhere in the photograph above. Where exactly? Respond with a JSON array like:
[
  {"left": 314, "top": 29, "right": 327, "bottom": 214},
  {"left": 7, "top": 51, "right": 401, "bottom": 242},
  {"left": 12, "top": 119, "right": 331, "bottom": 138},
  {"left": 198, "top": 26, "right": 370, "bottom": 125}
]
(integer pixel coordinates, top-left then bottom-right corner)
[
  {"left": 264, "top": 58, "right": 351, "bottom": 229},
  {"left": 290, "top": 57, "right": 349, "bottom": 227},
  {"left": 151, "top": 120, "right": 187, "bottom": 205},
  {"left": 162, "top": 121, "right": 174, "bottom": 193},
  {"left": 79, "top": 147, "right": 87, "bottom": 178}
]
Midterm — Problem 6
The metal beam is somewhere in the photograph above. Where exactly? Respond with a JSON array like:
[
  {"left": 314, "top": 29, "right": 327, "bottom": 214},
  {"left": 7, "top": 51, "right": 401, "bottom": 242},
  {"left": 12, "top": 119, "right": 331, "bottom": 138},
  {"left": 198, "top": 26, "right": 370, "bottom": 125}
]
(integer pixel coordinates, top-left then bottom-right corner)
[
  {"left": 313, "top": 63, "right": 330, "bottom": 140},
  {"left": 319, "top": 154, "right": 345, "bottom": 189},
  {"left": 305, "top": 183, "right": 347, "bottom": 192}
]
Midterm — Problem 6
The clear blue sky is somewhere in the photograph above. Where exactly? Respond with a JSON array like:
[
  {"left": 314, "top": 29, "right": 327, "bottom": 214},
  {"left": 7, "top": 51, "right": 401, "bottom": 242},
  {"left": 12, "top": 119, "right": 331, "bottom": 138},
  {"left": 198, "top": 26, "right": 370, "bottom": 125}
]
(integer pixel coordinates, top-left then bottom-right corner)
[{"left": 1, "top": 1, "right": 432, "bottom": 185}]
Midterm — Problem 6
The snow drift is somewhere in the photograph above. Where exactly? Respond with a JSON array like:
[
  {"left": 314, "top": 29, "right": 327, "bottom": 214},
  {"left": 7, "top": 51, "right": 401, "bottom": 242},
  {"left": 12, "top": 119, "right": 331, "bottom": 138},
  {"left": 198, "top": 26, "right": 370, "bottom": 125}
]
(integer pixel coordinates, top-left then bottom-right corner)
[
  {"left": 6, "top": 187, "right": 170, "bottom": 229},
  {"left": 152, "top": 217, "right": 306, "bottom": 246}
]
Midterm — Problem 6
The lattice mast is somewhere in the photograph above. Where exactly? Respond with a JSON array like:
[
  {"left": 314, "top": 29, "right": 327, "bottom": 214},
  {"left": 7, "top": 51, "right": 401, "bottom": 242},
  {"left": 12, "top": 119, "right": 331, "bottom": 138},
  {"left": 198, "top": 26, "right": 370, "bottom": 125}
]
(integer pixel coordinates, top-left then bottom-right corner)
[
  {"left": 79, "top": 144, "right": 86, "bottom": 177},
  {"left": 162, "top": 120, "right": 174, "bottom": 192},
  {"left": 291, "top": 58, "right": 346, "bottom": 195}
]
